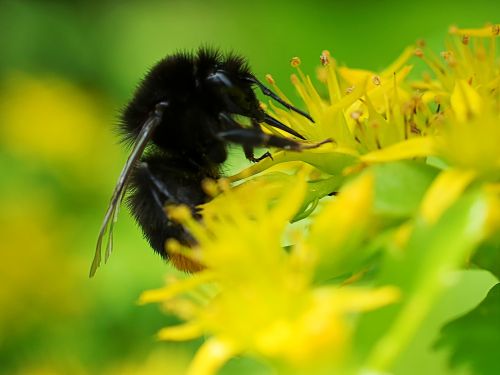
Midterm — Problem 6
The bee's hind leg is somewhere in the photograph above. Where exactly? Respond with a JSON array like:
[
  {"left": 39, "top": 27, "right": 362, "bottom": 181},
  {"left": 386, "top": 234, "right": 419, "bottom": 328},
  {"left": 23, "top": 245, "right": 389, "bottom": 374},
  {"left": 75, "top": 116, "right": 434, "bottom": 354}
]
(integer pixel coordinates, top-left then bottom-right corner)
[{"left": 217, "top": 127, "right": 330, "bottom": 152}]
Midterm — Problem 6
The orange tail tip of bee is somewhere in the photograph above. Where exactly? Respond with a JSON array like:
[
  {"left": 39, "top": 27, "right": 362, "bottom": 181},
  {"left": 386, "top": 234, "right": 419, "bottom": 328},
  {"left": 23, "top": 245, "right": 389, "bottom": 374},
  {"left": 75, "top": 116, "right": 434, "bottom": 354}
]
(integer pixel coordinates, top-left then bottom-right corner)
[{"left": 169, "top": 252, "right": 205, "bottom": 273}]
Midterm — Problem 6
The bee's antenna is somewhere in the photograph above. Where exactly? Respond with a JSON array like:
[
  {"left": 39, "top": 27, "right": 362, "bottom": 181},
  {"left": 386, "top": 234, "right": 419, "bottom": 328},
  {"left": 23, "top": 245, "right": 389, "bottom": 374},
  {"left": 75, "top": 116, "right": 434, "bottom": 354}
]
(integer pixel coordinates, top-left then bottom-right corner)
[
  {"left": 90, "top": 102, "right": 169, "bottom": 278},
  {"left": 246, "top": 76, "right": 315, "bottom": 123}
]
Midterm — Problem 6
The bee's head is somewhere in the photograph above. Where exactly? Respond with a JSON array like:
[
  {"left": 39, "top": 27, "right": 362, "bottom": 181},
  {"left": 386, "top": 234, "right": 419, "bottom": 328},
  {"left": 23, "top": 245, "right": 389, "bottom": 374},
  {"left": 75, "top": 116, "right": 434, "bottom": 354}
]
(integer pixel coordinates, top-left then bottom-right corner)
[{"left": 204, "top": 69, "right": 263, "bottom": 120}]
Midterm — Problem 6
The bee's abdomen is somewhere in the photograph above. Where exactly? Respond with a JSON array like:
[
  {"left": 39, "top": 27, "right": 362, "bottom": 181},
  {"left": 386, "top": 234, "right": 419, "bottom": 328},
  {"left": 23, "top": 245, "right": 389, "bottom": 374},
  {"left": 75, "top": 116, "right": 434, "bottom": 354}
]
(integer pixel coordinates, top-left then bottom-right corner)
[{"left": 125, "top": 154, "right": 213, "bottom": 261}]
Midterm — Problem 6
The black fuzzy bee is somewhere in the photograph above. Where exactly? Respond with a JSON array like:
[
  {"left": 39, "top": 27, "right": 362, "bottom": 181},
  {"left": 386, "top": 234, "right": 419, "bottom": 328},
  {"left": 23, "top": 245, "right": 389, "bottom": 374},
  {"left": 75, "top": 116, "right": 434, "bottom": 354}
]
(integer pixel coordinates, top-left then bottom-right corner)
[{"left": 90, "top": 47, "right": 328, "bottom": 276}]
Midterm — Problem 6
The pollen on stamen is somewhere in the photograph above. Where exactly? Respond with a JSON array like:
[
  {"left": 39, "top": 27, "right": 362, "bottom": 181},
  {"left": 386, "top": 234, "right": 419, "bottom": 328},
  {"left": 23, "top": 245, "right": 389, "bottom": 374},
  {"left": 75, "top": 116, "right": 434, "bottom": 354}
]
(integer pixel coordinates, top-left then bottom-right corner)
[
  {"left": 290, "top": 74, "right": 299, "bottom": 84},
  {"left": 320, "top": 50, "right": 331, "bottom": 66},
  {"left": 265, "top": 74, "right": 275, "bottom": 85},
  {"left": 492, "top": 24, "right": 500, "bottom": 36},
  {"left": 350, "top": 110, "right": 363, "bottom": 120},
  {"left": 441, "top": 51, "right": 456, "bottom": 67},
  {"left": 462, "top": 35, "right": 470, "bottom": 45},
  {"left": 290, "top": 57, "right": 301, "bottom": 68},
  {"left": 416, "top": 39, "right": 426, "bottom": 48},
  {"left": 414, "top": 48, "right": 424, "bottom": 58}
]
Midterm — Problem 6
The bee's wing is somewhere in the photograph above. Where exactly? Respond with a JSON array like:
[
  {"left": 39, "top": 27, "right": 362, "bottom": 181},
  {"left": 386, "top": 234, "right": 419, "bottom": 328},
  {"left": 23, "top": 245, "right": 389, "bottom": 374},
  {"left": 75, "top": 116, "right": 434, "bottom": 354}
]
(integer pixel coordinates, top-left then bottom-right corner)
[{"left": 89, "top": 102, "right": 168, "bottom": 277}]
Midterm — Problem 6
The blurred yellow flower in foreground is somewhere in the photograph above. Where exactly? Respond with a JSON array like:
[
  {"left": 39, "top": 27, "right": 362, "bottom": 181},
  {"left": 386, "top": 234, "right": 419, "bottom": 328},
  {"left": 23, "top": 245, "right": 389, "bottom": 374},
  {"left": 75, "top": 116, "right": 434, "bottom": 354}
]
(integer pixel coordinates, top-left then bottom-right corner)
[{"left": 141, "top": 173, "right": 399, "bottom": 375}]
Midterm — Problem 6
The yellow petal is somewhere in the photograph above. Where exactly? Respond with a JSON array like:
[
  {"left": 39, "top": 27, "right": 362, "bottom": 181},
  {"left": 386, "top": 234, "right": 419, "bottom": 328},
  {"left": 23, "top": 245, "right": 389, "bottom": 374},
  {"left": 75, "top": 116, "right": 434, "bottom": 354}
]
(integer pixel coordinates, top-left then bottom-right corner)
[
  {"left": 157, "top": 321, "right": 204, "bottom": 341},
  {"left": 450, "top": 80, "right": 482, "bottom": 122},
  {"left": 268, "top": 170, "right": 307, "bottom": 224},
  {"left": 138, "top": 272, "right": 215, "bottom": 304},
  {"left": 361, "top": 137, "right": 436, "bottom": 163},
  {"left": 332, "top": 286, "right": 401, "bottom": 312},
  {"left": 310, "top": 172, "right": 374, "bottom": 249},
  {"left": 420, "top": 169, "right": 477, "bottom": 224},
  {"left": 338, "top": 67, "right": 373, "bottom": 86},
  {"left": 449, "top": 24, "right": 500, "bottom": 37},
  {"left": 227, "top": 147, "right": 359, "bottom": 182},
  {"left": 380, "top": 46, "right": 415, "bottom": 78},
  {"left": 484, "top": 185, "right": 500, "bottom": 237},
  {"left": 309, "top": 172, "right": 374, "bottom": 277},
  {"left": 187, "top": 338, "right": 239, "bottom": 375}
]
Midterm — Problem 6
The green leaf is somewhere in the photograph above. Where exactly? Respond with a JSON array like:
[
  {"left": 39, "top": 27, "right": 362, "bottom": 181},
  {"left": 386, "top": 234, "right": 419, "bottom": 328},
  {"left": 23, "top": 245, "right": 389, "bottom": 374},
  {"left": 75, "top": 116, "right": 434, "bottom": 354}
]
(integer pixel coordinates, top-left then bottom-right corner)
[
  {"left": 434, "top": 283, "right": 500, "bottom": 375},
  {"left": 292, "top": 176, "right": 344, "bottom": 222},
  {"left": 371, "top": 160, "right": 439, "bottom": 219},
  {"left": 472, "top": 235, "right": 500, "bottom": 280},
  {"left": 356, "top": 189, "right": 490, "bottom": 372}
]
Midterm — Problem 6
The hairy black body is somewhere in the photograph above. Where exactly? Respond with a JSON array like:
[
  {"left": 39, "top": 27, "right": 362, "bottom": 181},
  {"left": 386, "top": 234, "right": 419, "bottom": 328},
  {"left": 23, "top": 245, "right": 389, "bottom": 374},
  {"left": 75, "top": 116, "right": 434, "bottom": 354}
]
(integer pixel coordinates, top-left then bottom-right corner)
[{"left": 90, "top": 47, "right": 328, "bottom": 276}]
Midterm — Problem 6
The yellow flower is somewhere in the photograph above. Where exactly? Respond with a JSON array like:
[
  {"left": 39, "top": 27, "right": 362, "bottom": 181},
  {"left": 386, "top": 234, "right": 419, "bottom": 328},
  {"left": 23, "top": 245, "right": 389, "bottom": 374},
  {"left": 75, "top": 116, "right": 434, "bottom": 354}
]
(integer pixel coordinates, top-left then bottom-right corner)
[
  {"left": 141, "top": 173, "right": 399, "bottom": 375},
  {"left": 361, "top": 26, "right": 500, "bottom": 177},
  {"left": 233, "top": 26, "right": 499, "bottom": 185},
  {"left": 232, "top": 43, "right": 431, "bottom": 181},
  {"left": 140, "top": 26, "right": 498, "bottom": 375},
  {"left": 437, "top": 82, "right": 500, "bottom": 174}
]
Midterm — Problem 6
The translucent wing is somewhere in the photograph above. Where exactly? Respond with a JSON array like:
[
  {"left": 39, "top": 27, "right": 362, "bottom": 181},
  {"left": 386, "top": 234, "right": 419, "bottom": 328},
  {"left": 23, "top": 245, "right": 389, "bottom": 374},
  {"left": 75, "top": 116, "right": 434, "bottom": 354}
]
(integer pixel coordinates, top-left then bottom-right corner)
[{"left": 89, "top": 102, "right": 168, "bottom": 277}]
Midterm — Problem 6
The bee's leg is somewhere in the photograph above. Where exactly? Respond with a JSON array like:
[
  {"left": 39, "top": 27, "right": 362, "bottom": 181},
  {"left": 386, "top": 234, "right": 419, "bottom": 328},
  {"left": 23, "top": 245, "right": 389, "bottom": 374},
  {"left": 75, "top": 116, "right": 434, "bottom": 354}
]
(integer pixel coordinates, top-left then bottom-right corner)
[
  {"left": 218, "top": 113, "right": 319, "bottom": 162},
  {"left": 246, "top": 118, "right": 275, "bottom": 162},
  {"left": 134, "top": 162, "right": 181, "bottom": 204},
  {"left": 259, "top": 115, "right": 306, "bottom": 140},
  {"left": 243, "top": 143, "right": 273, "bottom": 163},
  {"left": 244, "top": 76, "right": 315, "bottom": 123},
  {"left": 217, "top": 128, "right": 330, "bottom": 152}
]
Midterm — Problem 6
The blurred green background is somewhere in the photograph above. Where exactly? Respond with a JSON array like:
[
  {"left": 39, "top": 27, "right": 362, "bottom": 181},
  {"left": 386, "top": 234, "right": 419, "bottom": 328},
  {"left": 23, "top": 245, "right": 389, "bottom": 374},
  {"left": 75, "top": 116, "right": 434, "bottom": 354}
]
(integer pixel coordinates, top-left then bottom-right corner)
[{"left": 0, "top": 0, "right": 497, "bottom": 374}]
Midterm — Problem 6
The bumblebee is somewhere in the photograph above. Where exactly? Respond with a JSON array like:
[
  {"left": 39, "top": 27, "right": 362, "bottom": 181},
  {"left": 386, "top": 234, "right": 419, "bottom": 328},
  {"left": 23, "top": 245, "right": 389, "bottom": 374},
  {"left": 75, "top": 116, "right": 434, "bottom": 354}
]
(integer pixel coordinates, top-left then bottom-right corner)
[{"left": 90, "top": 47, "right": 327, "bottom": 276}]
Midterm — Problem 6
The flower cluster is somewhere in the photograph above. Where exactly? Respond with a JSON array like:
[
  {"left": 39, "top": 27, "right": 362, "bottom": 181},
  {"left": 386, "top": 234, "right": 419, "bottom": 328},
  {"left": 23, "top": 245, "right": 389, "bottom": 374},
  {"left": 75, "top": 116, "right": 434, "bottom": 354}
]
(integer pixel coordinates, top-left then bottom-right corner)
[{"left": 142, "top": 25, "right": 500, "bottom": 375}]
